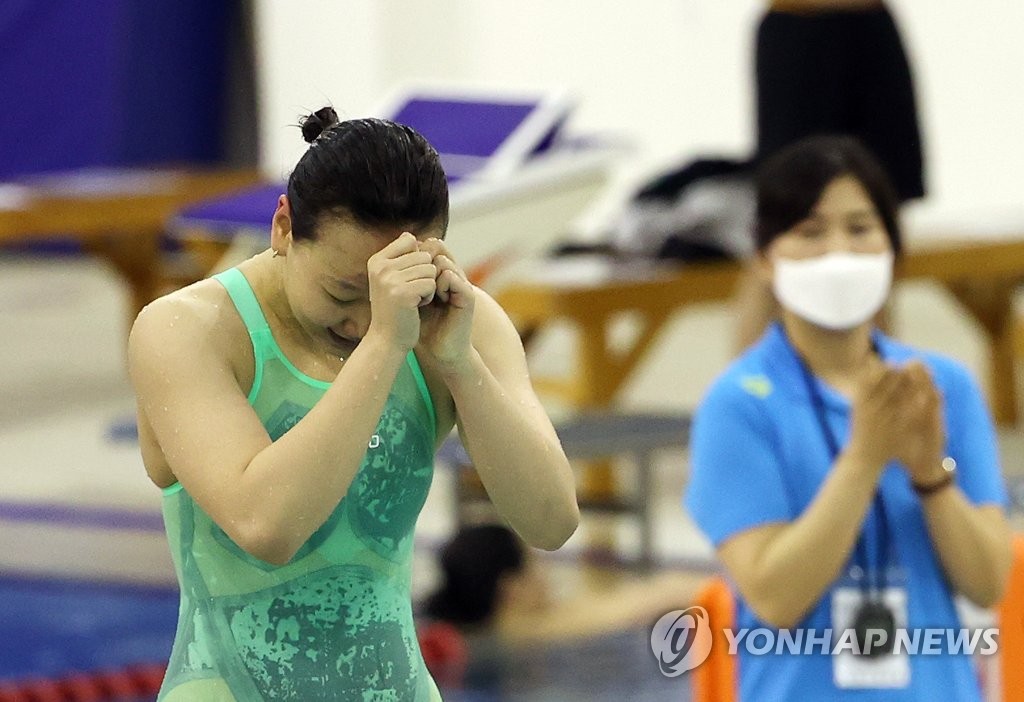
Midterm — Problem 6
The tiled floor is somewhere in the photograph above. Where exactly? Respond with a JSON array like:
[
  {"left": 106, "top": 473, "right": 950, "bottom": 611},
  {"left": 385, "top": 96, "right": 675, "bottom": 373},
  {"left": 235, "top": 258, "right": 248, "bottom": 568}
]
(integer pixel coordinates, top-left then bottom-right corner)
[{"left": 1, "top": 250, "right": 1022, "bottom": 692}]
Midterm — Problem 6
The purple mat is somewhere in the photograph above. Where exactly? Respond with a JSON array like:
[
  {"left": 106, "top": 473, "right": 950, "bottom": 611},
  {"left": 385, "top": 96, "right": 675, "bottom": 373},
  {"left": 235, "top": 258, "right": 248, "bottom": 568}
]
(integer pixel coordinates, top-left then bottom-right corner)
[
  {"left": 392, "top": 99, "right": 540, "bottom": 158},
  {"left": 172, "top": 182, "right": 284, "bottom": 234}
]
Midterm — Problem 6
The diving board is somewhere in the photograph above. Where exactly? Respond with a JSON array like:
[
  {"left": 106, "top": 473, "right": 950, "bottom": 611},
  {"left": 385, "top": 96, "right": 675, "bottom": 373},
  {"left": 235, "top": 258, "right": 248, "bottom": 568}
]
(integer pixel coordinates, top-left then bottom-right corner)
[{"left": 170, "top": 86, "right": 622, "bottom": 282}]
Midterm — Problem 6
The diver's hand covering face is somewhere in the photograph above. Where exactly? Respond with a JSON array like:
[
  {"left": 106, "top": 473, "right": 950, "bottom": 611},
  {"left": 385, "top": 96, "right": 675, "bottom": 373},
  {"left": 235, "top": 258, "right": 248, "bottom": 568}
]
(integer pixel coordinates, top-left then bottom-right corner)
[{"left": 772, "top": 251, "right": 893, "bottom": 330}]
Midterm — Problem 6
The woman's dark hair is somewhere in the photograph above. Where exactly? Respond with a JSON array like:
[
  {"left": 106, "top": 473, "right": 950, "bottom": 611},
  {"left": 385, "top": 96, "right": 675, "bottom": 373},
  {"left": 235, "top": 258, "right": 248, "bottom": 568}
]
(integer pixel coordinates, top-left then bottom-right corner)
[
  {"left": 287, "top": 106, "right": 449, "bottom": 240},
  {"left": 755, "top": 135, "right": 902, "bottom": 255},
  {"left": 424, "top": 524, "right": 525, "bottom": 627}
]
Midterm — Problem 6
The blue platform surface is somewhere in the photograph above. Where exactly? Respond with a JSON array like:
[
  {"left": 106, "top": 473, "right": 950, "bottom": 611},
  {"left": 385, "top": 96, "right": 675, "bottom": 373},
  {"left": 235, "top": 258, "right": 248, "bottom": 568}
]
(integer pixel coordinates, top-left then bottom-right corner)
[
  {"left": 0, "top": 575, "right": 178, "bottom": 682},
  {"left": 173, "top": 182, "right": 288, "bottom": 233},
  {"left": 393, "top": 99, "right": 540, "bottom": 159},
  {"left": 389, "top": 97, "right": 564, "bottom": 176}
]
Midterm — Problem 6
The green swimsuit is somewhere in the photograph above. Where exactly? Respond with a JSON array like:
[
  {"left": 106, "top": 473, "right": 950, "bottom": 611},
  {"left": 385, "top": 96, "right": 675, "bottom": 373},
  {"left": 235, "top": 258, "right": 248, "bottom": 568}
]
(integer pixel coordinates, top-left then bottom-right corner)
[{"left": 157, "top": 268, "right": 443, "bottom": 701}]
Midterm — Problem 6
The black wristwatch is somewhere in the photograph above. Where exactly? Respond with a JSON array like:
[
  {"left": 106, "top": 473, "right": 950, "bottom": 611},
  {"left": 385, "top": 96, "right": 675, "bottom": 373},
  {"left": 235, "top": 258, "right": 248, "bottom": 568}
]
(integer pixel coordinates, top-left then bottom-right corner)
[{"left": 912, "top": 457, "right": 957, "bottom": 498}]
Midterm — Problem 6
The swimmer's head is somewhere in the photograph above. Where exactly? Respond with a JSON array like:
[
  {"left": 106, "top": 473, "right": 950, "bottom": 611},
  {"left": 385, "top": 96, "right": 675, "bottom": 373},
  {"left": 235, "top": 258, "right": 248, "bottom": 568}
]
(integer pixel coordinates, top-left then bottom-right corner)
[
  {"left": 284, "top": 107, "right": 449, "bottom": 241},
  {"left": 267, "top": 107, "right": 449, "bottom": 355},
  {"left": 424, "top": 524, "right": 548, "bottom": 628}
]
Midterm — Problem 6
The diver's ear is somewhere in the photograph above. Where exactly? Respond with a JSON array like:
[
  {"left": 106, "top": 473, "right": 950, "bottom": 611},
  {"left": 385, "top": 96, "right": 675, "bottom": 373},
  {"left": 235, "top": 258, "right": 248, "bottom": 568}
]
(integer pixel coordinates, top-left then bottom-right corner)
[{"left": 270, "top": 194, "right": 293, "bottom": 257}]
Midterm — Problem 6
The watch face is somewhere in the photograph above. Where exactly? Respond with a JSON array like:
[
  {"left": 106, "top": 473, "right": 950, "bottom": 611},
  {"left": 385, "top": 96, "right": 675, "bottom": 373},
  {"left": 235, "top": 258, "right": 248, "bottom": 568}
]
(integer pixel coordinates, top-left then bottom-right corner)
[{"left": 852, "top": 600, "right": 896, "bottom": 657}]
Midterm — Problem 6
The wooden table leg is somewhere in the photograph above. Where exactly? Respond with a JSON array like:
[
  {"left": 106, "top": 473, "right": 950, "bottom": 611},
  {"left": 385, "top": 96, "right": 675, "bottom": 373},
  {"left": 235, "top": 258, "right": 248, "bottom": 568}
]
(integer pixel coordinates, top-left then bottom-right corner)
[
  {"left": 573, "top": 308, "right": 675, "bottom": 499},
  {"left": 512, "top": 300, "right": 677, "bottom": 567},
  {"left": 82, "top": 229, "right": 164, "bottom": 326},
  {"left": 945, "top": 280, "right": 1019, "bottom": 425},
  {"left": 576, "top": 315, "right": 619, "bottom": 500},
  {"left": 181, "top": 237, "right": 232, "bottom": 276}
]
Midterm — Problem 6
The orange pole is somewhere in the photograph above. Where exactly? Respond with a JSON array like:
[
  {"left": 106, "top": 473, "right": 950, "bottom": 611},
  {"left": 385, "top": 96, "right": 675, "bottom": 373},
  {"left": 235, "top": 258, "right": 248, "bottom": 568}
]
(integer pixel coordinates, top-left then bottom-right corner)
[
  {"left": 691, "top": 577, "right": 737, "bottom": 702},
  {"left": 999, "top": 535, "right": 1024, "bottom": 702}
]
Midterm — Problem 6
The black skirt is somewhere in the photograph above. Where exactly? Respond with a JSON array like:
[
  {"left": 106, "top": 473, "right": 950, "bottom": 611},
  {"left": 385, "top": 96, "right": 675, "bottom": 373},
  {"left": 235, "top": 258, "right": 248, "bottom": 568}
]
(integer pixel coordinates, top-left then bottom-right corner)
[{"left": 755, "top": 6, "right": 925, "bottom": 202}]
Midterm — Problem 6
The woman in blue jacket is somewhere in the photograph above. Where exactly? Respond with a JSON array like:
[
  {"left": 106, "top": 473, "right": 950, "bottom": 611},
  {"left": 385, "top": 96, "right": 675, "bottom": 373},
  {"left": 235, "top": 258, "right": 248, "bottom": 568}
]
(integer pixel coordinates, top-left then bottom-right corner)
[{"left": 685, "top": 135, "right": 1013, "bottom": 700}]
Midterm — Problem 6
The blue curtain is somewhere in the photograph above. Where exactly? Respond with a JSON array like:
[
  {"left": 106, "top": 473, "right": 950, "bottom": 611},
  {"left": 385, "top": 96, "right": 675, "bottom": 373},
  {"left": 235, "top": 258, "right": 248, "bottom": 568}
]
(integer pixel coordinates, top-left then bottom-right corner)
[{"left": 0, "top": 0, "right": 233, "bottom": 179}]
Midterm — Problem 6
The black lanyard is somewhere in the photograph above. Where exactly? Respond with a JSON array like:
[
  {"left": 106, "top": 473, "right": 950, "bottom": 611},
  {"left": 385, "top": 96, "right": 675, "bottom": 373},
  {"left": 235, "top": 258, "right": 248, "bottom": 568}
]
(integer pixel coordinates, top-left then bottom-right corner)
[{"left": 787, "top": 334, "right": 895, "bottom": 596}]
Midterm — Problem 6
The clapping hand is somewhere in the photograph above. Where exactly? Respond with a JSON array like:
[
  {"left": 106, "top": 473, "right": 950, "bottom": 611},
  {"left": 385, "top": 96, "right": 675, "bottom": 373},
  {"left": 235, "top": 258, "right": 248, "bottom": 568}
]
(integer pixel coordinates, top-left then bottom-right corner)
[
  {"left": 894, "top": 361, "right": 947, "bottom": 485},
  {"left": 848, "top": 360, "right": 945, "bottom": 480}
]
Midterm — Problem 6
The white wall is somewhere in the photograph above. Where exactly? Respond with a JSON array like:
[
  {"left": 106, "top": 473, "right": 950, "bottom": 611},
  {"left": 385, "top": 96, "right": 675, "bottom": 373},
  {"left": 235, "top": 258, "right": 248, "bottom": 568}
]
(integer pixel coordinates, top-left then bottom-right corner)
[
  {"left": 253, "top": 0, "right": 1024, "bottom": 231},
  {"left": 253, "top": 0, "right": 386, "bottom": 180},
  {"left": 893, "top": 0, "right": 1024, "bottom": 218}
]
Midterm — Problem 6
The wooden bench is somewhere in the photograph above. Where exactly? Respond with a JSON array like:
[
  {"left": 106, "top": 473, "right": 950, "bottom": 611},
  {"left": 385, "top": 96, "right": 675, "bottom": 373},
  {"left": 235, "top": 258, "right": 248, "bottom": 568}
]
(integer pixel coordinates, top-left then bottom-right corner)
[
  {"left": 0, "top": 167, "right": 263, "bottom": 322},
  {"left": 497, "top": 234, "right": 1024, "bottom": 427}
]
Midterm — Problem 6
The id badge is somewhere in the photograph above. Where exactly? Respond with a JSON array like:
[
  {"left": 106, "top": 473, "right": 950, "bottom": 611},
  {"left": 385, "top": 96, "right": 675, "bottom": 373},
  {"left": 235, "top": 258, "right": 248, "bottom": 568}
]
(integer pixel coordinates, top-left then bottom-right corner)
[{"left": 831, "top": 568, "right": 910, "bottom": 689}]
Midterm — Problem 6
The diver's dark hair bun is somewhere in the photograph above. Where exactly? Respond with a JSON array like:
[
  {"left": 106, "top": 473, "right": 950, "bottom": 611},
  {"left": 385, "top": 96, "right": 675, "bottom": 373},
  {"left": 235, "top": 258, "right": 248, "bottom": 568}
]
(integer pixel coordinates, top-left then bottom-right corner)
[{"left": 300, "top": 106, "right": 340, "bottom": 144}]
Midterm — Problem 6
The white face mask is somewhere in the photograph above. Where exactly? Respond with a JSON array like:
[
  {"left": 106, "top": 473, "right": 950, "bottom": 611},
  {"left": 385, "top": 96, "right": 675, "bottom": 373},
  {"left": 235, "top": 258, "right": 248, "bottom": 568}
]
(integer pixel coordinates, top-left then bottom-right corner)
[{"left": 772, "top": 251, "right": 893, "bottom": 330}]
